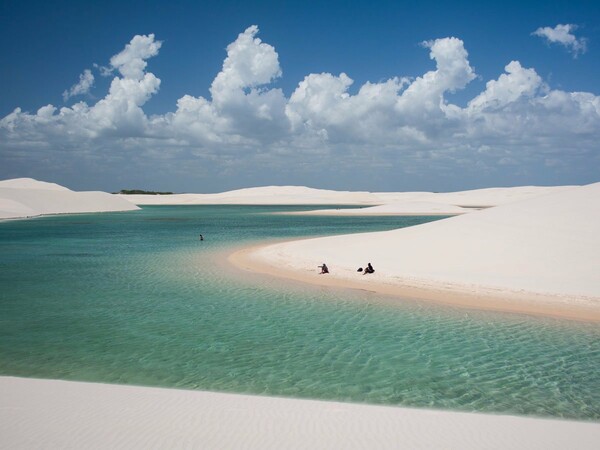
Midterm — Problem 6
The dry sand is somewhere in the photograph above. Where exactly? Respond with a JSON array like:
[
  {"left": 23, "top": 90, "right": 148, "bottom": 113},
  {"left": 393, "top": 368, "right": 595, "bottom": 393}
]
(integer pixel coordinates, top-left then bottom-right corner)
[
  {"left": 1, "top": 377, "right": 599, "bottom": 450},
  {"left": 284, "top": 201, "right": 472, "bottom": 216},
  {"left": 0, "top": 178, "right": 139, "bottom": 220},
  {"left": 230, "top": 183, "right": 600, "bottom": 322},
  {"left": 118, "top": 184, "right": 574, "bottom": 210},
  {"left": 119, "top": 185, "right": 380, "bottom": 205}
]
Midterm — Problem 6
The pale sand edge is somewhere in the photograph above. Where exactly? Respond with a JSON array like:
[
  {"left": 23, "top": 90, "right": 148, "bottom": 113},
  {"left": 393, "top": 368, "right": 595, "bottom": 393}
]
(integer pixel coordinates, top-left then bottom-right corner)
[
  {"left": 227, "top": 241, "right": 600, "bottom": 323},
  {"left": 1, "top": 376, "right": 599, "bottom": 450},
  {"left": 272, "top": 210, "right": 467, "bottom": 216}
]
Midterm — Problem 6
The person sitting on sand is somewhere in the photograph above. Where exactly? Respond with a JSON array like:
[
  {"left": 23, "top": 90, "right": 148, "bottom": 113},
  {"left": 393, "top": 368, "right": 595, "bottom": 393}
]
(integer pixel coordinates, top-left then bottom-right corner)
[
  {"left": 363, "top": 263, "right": 374, "bottom": 275},
  {"left": 319, "top": 263, "right": 329, "bottom": 274}
]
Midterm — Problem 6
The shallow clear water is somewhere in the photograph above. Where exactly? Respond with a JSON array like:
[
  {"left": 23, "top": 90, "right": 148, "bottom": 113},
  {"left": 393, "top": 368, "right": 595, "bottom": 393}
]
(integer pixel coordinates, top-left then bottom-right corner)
[{"left": 1, "top": 206, "right": 599, "bottom": 420}]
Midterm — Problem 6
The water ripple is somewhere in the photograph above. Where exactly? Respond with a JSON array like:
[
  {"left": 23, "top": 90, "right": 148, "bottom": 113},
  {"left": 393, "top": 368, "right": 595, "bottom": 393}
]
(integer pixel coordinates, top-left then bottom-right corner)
[{"left": 0, "top": 207, "right": 599, "bottom": 420}]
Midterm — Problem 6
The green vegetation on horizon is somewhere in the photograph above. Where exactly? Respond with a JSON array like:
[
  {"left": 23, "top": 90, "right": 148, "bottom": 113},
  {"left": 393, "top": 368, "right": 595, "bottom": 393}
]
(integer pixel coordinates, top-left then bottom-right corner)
[{"left": 117, "top": 189, "right": 174, "bottom": 195}]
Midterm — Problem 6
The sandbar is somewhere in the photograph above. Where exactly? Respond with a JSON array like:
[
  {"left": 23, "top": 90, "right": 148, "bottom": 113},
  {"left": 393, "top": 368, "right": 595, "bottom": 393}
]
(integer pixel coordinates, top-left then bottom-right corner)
[
  {"left": 228, "top": 242, "right": 600, "bottom": 322},
  {"left": 228, "top": 182, "right": 600, "bottom": 322}
]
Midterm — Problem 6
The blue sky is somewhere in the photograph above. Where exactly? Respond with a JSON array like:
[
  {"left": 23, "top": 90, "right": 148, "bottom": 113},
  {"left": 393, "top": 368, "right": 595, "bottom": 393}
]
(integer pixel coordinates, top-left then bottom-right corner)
[{"left": 1, "top": 0, "right": 599, "bottom": 192}]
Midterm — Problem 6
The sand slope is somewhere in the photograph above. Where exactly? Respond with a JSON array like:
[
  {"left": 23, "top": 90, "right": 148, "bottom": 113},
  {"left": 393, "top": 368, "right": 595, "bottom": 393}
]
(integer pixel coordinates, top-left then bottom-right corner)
[
  {"left": 291, "top": 201, "right": 471, "bottom": 216},
  {"left": 0, "top": 178, "right": 139, "bottom": 220},
  {"left": 119, "top": 185, "right": 574, "bottom": 209},
  {"left": 119, "top": 186, "right": 378, "bottom": 205},
  {"left": 1, "top": 377, "right": 599, "bottom": 450},
  {"left": 371, "top": 186, "right": 577, "bottom": 207},
  {"left": 247, "top": 183, "right": 600, "bottom": 310},
  {"left": 0, "top": 178, "right": 69, "bottom": 191}
]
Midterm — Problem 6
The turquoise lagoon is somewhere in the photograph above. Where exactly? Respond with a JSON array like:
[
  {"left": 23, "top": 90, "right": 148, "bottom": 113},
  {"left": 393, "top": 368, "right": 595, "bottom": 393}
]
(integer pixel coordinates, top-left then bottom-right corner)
[{"left": 0, "top": 205, "right": 599, "bottom": 420}]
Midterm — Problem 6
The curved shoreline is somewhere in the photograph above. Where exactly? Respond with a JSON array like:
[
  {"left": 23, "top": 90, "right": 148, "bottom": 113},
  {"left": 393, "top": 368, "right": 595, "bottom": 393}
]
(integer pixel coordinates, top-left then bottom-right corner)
[
  {"left": 228, "top": 241, "right": 600, "bottom": 323},
  {"left": 271, "top": 210, "right": 465, "bottom": 216}
]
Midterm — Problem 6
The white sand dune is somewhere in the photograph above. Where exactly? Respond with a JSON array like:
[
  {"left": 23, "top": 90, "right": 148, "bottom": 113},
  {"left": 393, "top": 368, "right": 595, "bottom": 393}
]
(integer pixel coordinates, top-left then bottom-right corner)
[
  {"left": 0, "top": 178, "right": 70, "bottom": 191},
  {"left": 1, "top": 377, "right": 599, "bottom": 450},
  {"left": 434, "top": 187, "right": 558, "bottom": 207},
  {"left": 0, "top": 197, "right": 38, "bottom": 218},
  {"left": 119, "top": 185, "right": 573, "bottom": 209},
  {"left": 0, "top": 178, "right": 139, "bottom": 220},
  {"left": 291, "top": 201, "right": 471, "bottom": 216},
  {"left": 290, "top": 186, "right": 575, "bottom": 215},
  {"left": 235, "top": 183, "right": 600, "bottom": 319},
  {"left": 119, "top": 185, "right": 378, "bottom": 205}
]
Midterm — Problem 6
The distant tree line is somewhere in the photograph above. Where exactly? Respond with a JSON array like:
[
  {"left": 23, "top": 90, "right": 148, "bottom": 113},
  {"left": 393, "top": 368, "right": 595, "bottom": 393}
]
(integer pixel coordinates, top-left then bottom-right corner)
[{"left": 117, "top": 189, "right": 174, "bottom": 195}]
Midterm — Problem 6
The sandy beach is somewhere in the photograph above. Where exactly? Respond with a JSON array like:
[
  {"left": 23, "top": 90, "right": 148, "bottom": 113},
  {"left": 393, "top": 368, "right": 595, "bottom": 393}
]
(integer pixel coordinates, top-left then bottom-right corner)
[
  {"left": 2, "top": 376, "right": 599, "bottom": 450},
  {"left": 229, "top": 182, "right": 600, "bottom": 322},
  {"left": 228, "top": 244, "right": 600, "bottom": 322}
]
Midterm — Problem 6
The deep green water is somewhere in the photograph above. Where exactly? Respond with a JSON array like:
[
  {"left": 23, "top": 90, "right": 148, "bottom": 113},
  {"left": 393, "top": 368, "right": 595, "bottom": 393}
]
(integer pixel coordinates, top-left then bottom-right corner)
[{"left": 1, "top": 205, "right": 599, "bottom": 420}]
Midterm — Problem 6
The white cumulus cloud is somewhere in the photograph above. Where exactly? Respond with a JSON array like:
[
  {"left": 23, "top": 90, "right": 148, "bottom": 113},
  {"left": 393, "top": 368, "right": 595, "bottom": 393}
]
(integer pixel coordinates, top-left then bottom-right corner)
[
  {"left": 109, "top": 33, "right": 162, "bottom": 80},
  {"left": 62, "top": 69, "right": 95, "bottom": 101},
  {"left": 1, "top": 34, "right": 162, "bottom": 145},
  {"left": 532, "top": 24, "right": 588, "bottom": 57},
  {"left": 211, "top": 25, "right": 282, "bottom": 97},
  {"left": 286, "top": 36, "right": 476, "bottom": 145},
  {"left": 166, "top": 25, "right": 289, "bottom": 144},
  {"left": 468, "top": 61, "right": 545, "bottom": 112},
  {"left": 1, "top": 26, "right": 599, "bottom": 190}
]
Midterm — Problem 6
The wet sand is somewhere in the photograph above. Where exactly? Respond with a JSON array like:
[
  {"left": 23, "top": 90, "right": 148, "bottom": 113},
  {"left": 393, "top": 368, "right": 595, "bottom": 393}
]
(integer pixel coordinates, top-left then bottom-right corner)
[{"left": 228, "top": 242, "right": 600, "bottom": 323}]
